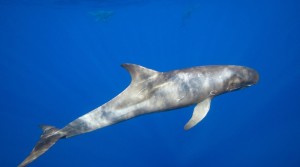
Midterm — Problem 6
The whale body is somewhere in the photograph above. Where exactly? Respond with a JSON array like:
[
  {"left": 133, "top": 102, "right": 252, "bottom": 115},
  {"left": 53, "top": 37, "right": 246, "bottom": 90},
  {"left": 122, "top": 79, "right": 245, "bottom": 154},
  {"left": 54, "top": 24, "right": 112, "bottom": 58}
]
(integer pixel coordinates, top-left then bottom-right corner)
[{"left": 18, "top": 64, "right": 259, "bottom": 167}]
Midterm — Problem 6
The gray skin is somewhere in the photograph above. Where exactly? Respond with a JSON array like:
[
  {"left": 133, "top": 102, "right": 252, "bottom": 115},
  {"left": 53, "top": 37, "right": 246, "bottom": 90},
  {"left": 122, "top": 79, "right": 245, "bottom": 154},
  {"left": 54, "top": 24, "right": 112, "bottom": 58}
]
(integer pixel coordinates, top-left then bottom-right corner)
[{"left": 18, "top": 64, "right": 259, "bottom": 167}]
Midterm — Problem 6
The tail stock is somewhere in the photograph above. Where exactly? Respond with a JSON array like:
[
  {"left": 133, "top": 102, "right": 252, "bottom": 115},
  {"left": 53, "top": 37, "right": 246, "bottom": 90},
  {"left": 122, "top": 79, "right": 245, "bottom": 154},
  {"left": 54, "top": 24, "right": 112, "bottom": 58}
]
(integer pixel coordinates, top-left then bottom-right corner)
[{"left": 18, "top": 125, "right": 65, "bottom": 167}]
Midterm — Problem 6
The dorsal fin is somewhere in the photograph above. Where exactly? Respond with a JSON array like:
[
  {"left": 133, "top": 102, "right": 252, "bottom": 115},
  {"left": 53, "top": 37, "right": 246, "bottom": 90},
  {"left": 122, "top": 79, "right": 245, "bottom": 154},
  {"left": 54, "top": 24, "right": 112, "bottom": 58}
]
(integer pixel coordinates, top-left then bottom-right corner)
[{"left": 121, "top": 63, "right": 159, "bottom": 83}]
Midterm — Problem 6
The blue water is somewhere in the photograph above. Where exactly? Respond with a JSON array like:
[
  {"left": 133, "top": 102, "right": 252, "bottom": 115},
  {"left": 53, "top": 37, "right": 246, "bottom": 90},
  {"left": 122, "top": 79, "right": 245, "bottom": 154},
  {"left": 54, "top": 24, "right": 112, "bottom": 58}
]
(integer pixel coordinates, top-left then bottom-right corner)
[{"left": 1, "top": 0, "right": 300, "bottom": 166}]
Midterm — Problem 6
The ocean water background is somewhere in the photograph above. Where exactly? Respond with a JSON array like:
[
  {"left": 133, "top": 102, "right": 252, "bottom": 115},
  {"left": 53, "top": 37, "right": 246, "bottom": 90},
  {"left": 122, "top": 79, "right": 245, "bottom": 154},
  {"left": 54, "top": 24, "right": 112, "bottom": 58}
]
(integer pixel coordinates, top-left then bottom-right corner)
[{"left": 0, "top": 0, "right": 299, "bottom": 166}]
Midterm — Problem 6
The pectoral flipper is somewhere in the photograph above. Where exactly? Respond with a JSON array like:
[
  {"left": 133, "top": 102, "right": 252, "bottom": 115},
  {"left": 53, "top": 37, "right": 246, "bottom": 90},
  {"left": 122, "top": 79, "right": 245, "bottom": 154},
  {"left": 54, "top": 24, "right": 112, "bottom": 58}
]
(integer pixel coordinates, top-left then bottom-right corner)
[{"left": 184, "top": 98, "right": 212, "bottom": 130}]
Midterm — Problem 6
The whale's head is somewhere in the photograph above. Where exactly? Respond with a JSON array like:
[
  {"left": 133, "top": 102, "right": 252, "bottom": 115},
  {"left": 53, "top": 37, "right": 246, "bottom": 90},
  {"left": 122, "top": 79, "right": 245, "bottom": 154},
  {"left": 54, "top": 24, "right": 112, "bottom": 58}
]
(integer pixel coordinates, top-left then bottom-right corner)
[{"left": 223, "top": 66, "right": 259, "bottom": 92}]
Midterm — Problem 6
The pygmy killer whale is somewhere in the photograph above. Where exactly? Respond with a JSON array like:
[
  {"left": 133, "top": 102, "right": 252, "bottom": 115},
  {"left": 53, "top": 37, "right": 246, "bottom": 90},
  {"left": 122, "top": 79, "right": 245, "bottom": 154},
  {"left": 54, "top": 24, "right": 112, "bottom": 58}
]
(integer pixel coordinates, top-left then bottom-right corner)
[{"left": 18, "top": 63, "right": 259, "bottom": 167}]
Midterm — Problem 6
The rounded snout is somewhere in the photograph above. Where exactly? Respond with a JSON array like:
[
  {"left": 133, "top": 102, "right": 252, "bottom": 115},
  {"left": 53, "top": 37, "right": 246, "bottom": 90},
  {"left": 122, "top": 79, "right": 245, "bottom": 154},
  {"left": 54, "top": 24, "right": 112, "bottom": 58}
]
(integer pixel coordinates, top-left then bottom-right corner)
[
  {"left": 226, "top": 66, "right": 259, "bottom": 92},
  {"left": 243, "top": 67, "right": 259, "bottom": 86}
]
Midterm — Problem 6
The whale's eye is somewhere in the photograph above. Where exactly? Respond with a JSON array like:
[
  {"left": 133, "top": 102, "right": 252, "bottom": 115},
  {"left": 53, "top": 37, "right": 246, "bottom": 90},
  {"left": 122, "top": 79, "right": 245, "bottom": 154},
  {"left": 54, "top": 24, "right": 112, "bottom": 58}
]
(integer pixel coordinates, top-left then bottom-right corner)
[
  {"left": 228, "top": 76, "right": 242, "bottom": 91},
  {"left": 229, "top": 82, "right": 238, "bottom": 90},
  {"left": 230, "top": 82, "right": 237, "bottom": 87}
]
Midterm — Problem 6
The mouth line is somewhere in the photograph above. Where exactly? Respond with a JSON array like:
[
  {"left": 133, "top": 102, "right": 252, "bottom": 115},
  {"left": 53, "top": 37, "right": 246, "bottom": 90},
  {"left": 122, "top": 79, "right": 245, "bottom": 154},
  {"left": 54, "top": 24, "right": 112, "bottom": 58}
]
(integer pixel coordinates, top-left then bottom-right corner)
[{"left": 229, "top": 85, "right": 252, "bottom": 92}]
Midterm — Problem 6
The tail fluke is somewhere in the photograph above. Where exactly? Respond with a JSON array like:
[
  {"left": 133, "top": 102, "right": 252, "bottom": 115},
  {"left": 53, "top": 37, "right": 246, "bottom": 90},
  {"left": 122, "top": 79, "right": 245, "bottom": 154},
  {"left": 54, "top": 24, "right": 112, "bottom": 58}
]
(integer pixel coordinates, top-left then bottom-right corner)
[{"left": 18, "top": 125, "right": 65, "bottom": 167}]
